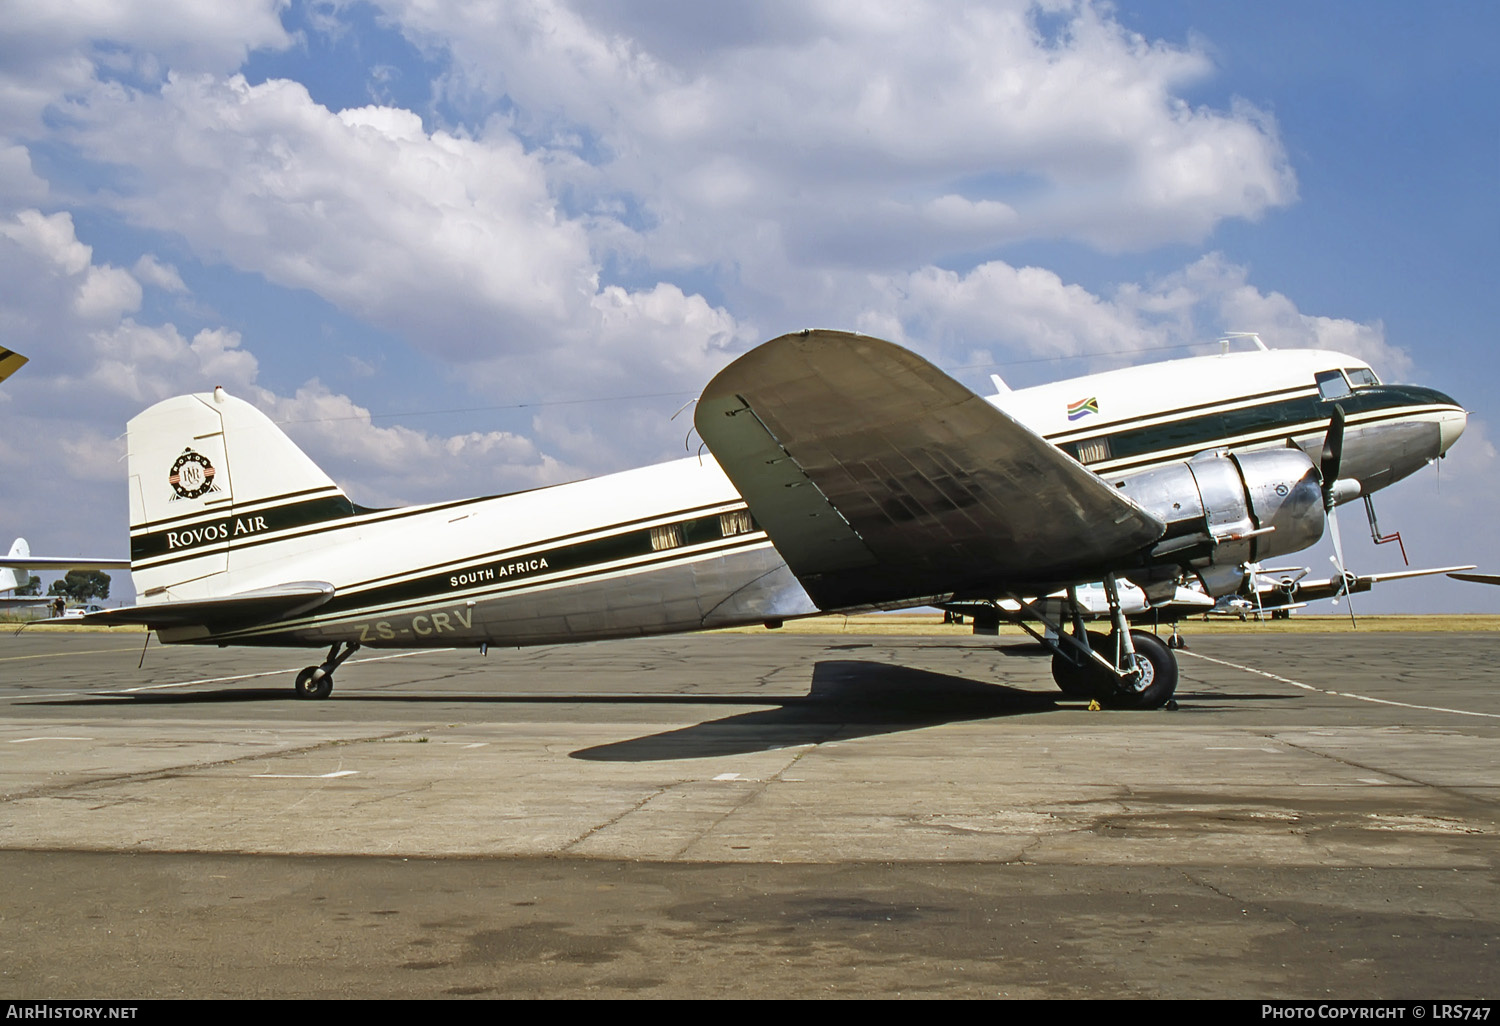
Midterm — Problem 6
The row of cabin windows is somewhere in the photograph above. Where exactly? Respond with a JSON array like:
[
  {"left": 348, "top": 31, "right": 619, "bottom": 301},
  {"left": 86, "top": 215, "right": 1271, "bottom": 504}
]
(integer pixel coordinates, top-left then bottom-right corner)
[
  {"left": 649, "top": 510, "right": 757, "bottom": 552},
  {"left": 1067, "top": 367, "right": 1383, "bottom": 466}
]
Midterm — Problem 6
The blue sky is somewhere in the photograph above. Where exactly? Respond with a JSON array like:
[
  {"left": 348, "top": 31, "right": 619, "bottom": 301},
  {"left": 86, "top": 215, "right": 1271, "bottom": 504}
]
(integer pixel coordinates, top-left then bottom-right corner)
[{"left": 1, "top": 0, "right": 1496, "bottom": 612}]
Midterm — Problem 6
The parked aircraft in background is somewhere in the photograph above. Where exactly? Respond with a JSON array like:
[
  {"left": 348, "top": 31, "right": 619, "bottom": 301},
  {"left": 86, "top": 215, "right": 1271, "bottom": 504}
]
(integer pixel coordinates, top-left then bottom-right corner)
[
  {"left": 75, "top": 330, "right": 1464, "bottom": 709},
  {"left": 1239, "top": 562, "right": 1476, "bottom": 617},
  {"left": 943, "top": 560, "right": 1470, "bottom": 652},
  {"left": 0, "top": 538, "right": 131, "bottom": 613},
  {"left": 943, "top": 579, "right": 1213, "bottom": 629},
  {"left": 1119, "top": 560, "right": 1476, "bottom": 626},
  {"left": 0, "top": 539, "right": 47, "bottom": 611}
]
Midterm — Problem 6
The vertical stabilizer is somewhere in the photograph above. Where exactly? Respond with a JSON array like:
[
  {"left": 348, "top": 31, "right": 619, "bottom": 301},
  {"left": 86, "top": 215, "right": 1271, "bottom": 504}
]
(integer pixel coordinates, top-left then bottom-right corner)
[
  {"left": 0, "top": 538, "right": 28, "bottom": 593},
  {"left": 127, "top": 388, "right": 354, "bottom": 600}
]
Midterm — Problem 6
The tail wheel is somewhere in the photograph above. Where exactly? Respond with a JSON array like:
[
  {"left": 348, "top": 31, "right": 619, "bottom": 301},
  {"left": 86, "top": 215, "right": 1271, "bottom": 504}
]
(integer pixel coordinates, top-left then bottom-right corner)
[{"left": 294, "top": 666, "right": 333, "bottom": 700}]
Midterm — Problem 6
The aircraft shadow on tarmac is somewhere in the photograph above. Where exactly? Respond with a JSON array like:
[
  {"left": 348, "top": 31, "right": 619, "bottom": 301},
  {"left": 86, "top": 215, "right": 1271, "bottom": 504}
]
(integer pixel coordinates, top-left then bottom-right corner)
[
  {"left": 28, "top": 657, "right": 1054, "bottom": 718},
  {"left": 571, "top": 659, "right": 1059, "bottom": 762}
]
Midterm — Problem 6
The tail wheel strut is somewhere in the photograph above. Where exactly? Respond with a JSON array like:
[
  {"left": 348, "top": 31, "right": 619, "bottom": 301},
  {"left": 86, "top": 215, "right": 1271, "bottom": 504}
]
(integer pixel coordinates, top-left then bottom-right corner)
[{"left": 293, "top": 641, "right": 360, "bottom": 700}]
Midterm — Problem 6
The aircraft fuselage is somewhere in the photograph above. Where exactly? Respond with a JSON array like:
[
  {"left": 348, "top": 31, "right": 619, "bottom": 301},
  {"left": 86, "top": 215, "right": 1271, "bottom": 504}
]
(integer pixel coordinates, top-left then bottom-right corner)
[{"left": 129, "top": 346, "right": 1463, "bottom": 649}]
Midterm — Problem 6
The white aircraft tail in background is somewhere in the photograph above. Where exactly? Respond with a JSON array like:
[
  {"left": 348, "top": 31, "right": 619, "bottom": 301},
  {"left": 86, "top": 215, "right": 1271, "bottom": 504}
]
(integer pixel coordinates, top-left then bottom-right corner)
[
  {"left": 0, "top": 538, "right": 39, "bottom": 608},
  {"left": 0, "top": 536, "right": 129, "bottom": 610}
]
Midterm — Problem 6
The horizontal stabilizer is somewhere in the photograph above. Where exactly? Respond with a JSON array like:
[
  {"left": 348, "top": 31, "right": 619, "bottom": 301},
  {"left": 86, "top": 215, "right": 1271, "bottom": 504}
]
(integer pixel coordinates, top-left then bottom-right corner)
[
  {"left": 695, "top": 330, "right": 1165, "bottom": 610},
  {"left": 81, "top": 582, "right": 335, "bottom": 629},
  {"left": 0, "top": 555, "right": 130, "bottom": 570}
]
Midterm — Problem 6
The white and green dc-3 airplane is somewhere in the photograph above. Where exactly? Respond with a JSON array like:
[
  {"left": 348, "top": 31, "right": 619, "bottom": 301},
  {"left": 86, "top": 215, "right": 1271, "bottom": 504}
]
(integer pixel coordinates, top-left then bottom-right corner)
[{"left": 15, "top": 330, "right": 1469, "bottom": 707}]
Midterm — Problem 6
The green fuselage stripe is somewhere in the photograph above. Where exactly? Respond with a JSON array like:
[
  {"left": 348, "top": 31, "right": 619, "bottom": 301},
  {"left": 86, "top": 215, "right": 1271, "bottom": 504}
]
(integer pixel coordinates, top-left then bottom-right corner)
[{"left": 1051, "top": 386, "right": 1452, "bottom": 468}]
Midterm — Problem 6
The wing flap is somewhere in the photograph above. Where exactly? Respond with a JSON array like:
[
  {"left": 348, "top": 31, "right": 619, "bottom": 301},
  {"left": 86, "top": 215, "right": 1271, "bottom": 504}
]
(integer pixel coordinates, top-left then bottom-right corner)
[{"left": 696, "top": 330, "right": 1165, "bottom": 609}]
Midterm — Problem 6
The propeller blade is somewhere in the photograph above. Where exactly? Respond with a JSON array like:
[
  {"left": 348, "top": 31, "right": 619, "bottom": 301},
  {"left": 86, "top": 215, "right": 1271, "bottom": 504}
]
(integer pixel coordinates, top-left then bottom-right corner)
[
  {"left": 1320, "top": 403, "right": 1347, "bottom": 503},
  {"left": 1317, "top": 404, "right": 1356, "bottom": 627},
  {"left": 1327, "top": 505, "right": 1357, "bottom": 628}
]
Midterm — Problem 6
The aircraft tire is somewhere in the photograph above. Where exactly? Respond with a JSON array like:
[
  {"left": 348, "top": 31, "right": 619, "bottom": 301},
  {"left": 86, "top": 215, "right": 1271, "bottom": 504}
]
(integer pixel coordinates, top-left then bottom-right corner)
[
  {"left": 1100, "top": 630, "right": 1178, "bottom": 710},
  {"left": 1050, "top": 631, "right": 1111, "bottom": 699},
  {"left": 294, "top": 666, "right": 333, "bottom": 700}
]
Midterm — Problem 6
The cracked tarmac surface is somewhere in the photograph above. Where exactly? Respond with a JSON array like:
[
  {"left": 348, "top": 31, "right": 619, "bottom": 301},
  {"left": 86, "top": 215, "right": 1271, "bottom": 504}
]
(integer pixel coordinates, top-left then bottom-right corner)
[{"left": 1, "top": 630, "right": 1497, "bottom": 998}]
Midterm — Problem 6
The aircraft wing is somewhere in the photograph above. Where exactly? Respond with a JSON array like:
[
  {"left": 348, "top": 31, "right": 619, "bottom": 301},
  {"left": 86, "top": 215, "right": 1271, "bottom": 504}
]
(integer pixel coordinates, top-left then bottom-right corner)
[
  {"left": 79, "top": 582, "right": 335, "bottom": 629},
  {"left": 0, "top": 346, "right": 26, "bottom": 385},
  {"left": 695, "top": 330, "right": 1166, "bottom": 610},
  {"left": 1449, "top": 571, "right": 1500, "bottom": 586},
  {"left": 1294, "top": 564, "right": 1477, "bottom": 602},
  {"left": 1153, "top": 585, "right": 1215, "bottom": 611},
  {"left": 1237, "top": 600, "right": 1309, "bottom": 615}
]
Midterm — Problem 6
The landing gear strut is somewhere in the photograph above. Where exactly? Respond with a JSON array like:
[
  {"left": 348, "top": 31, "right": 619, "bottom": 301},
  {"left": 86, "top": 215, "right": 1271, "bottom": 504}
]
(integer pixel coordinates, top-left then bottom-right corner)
[
  {"left": 294, "top": 641, "right": 360, "bottom": 700},
  {"left": 1016, "top": 576, "right": 1180, "bottom": 709}
]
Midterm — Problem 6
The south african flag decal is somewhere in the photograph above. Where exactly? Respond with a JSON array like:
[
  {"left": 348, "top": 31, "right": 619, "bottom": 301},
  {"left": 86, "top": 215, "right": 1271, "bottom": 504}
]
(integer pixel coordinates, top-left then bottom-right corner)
[{"left": 1067, "top": 397, "right": 1099, "bottom": 421}]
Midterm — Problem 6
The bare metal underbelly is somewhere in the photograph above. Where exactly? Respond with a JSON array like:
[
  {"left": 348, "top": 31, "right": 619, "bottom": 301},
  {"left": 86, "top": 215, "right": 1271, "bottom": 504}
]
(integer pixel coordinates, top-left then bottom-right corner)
[{"left": 169, "top": 544, "right": 815, "bottom": 649}]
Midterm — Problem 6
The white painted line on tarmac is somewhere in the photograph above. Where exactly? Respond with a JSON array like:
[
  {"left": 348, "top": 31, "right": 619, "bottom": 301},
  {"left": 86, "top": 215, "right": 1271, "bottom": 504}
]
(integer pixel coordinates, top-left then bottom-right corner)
[
  {"left": 0, "top": 646, "right": 144, "bottom": 663},
  {"left": 18, "top": 649, "right": 449, "bottom": 700},
  {"left": 114, "top": 649, "right": 446, "bottom": 693},
  {"left": 114, "top": 669, "right": 297, "bottom": 693},
  {"left": 252, "top": 770, "right": 360, "bottom": 779},
  {"left": 1181, "top": 649, "right": 1500, "bottom": 719},
  {"left": 8, "top": 736, "right": 94, "bottom": 743}
]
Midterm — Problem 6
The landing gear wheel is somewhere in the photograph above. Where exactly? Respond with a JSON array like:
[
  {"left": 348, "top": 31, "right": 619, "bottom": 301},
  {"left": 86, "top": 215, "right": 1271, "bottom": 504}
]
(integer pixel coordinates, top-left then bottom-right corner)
[
  {"left": 294, "top": 666, "right": 333, "bottom": 700},
  {"left": 1051, "top": 630, "right": 1110, "bottom": 698},
  {"left": 1098, "top": 630, "right": 1178, "bottom": 710}
]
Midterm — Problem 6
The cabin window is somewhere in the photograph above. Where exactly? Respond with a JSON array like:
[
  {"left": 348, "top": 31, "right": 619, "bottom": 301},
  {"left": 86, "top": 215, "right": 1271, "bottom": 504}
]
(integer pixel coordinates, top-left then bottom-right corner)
[
  {"left": 1345, "top": 367, "right": 1380, "bottom": 388},
  {"left": 649, "top": 524, "right": 683, "bottom": 551},
  {"left": 1315, "top": 370, "right": 1351, "bottom": 400},
  {"left": 719, "top": 510, "right": 753, "bottom": 537},
  {"left": 1075, "top": 438, "right": 1111, "bottom": 464}
]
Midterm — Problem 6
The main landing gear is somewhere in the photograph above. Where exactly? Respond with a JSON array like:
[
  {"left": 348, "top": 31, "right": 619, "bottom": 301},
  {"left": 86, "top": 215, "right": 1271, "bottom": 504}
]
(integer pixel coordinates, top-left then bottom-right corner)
[
  {"left": 1013, "top": 575, "right": 1180, "bottom": 709},
  {"left": 1048, "top": 626, "right": 1178, "bottom": 709},
  {"left": 293, "top": 641, "right": 360, "bottom": 700}
]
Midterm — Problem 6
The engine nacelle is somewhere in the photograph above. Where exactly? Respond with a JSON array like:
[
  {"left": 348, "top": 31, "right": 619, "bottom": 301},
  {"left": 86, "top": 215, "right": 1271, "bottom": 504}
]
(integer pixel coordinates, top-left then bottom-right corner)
[{"left": 1113, "top": 449, "right": 1325, "bottom": 580}]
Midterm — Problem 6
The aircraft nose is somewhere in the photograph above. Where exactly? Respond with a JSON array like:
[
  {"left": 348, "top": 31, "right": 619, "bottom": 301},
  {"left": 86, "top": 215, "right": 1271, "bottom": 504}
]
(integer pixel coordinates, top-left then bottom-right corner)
[{"left": 1438, "top": 406, "right": 1467, "bottom": 456}]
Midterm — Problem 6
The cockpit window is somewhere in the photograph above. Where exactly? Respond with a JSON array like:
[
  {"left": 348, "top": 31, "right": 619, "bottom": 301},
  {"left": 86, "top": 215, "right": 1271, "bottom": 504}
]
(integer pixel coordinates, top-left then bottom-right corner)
[
  {"left": 1345, "top": 367, "right": 1380, "bottom": 387},
  {"left": 1315, "top": 369, "right": 1351, "bottom": 400}
]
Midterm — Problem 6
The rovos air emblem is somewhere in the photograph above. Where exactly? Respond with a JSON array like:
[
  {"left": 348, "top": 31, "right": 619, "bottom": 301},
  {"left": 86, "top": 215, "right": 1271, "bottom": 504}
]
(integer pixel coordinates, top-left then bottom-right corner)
[{"left": 169, "top": 448, "right": 219, "bottom": 499}]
